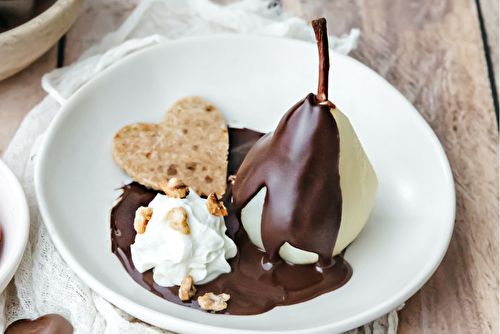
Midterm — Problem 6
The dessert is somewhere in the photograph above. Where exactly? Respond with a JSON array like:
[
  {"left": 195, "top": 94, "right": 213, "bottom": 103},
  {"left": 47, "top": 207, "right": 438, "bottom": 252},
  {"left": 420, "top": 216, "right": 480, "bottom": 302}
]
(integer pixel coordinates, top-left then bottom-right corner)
[
  {"left": 234, "top": 19, "right": 378, "bottom": 266},
  {"left": 4, "top": 314, "right": 73, "bottom": 334},
  {"left": 112, "top": 96, "right": 228, "bottom": 196},
  {"left": 110, "top": 18, "right": 377, "bottom": 315},
  {"left": 130, "top": 179, "right": 237, "bottom": 287},
  {"left": 111, "top": 129, "right": 351, "bottom": 315}
]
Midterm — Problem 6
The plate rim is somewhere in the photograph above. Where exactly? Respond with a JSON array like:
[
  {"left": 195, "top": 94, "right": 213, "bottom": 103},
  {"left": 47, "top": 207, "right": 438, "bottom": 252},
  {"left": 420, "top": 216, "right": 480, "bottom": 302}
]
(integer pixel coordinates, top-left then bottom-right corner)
[
  {"left": 0, "top": 159, "right": 30, "bottom": 293},
  {"left": 34, "top": 34, "right": 456, "bottom": 333}
]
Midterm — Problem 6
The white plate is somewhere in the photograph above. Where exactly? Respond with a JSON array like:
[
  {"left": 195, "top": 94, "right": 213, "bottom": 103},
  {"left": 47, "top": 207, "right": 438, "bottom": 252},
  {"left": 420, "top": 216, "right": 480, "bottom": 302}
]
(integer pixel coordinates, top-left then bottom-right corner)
[
  {"left": 35, "top": 35, "right": 455, "bottom": 333},
  {"left": 0, "top": 159, "right": 30, "bottom": 293}
]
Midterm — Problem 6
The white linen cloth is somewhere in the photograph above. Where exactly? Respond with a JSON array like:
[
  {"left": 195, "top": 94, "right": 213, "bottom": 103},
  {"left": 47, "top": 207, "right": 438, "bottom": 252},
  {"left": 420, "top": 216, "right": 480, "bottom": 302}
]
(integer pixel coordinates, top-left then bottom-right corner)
[{"left": 0, "top": 0, "right": 402, "bottom": 333}]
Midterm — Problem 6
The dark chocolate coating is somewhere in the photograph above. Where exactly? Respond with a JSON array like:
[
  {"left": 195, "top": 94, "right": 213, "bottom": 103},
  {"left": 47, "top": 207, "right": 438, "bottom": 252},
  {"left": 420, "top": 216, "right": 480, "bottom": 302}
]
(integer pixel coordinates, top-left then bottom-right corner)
[
  {"left": 233, "top": 94, "right": 342, "bottom": 267},
  {"left": 4, "top": 314, "right": 73, "bottom": 334},
  {"left": 110, "top": 127, "right": 351, "bottom": 315}
]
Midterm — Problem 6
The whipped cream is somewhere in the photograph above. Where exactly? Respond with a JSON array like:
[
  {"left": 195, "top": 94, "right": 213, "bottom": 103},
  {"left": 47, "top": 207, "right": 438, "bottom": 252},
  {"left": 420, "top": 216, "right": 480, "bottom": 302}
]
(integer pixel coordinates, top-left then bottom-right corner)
[{"left": 131, "top": 189, "right": 237, "bottom": 287}]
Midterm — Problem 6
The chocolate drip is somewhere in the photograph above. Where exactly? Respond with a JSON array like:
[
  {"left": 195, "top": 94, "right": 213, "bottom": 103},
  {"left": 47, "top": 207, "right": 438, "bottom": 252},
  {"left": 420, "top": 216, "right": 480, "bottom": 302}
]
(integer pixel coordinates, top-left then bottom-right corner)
[
  {"left": 233, "top": 94, "right": 342, "bottom": 267},
  {"left": 4, "top": 314, "right": 73, "bottom": 334},
  {"left": 110, "top": 128, "right": 351, "bottom": 315}
]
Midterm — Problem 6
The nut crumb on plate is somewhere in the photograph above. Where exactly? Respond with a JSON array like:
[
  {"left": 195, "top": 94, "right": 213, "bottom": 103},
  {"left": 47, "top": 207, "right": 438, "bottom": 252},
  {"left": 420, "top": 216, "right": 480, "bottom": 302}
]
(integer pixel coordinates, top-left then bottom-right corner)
[
  {"left": 178, "top": 275, "right": 197, "bottom": 301},
  {"left": 198, "top": 292, "right": 230, "bottom": 311}
]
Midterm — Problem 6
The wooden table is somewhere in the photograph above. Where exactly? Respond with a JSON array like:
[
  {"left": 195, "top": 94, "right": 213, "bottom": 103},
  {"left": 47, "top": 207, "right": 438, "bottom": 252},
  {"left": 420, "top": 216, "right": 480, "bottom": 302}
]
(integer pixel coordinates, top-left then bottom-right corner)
[{"left": 0, "top": 0, "right": 498, "bottom": 332}]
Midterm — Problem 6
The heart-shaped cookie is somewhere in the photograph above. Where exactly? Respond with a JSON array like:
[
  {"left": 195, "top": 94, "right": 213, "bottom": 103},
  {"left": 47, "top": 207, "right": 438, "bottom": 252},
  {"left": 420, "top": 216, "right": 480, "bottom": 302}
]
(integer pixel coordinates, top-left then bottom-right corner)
[
  {"left": 112, "top": 96, "right": 229, "bottom": 197},
  {"left": 5, "top": 314, "right": 73, "bottom": 334}
]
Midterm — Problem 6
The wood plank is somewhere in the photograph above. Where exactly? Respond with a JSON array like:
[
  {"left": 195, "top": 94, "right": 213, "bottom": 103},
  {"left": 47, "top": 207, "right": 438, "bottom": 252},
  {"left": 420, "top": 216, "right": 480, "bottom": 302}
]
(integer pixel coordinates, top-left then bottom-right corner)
[
  {"left": 479, "top": 0, "right": 499, "bottom": 94},
  {"left": 0, "top": 46, "right": 57, "bottom": 157},
  {"left": 282, "top": 0, "right": 499, "bottom": 332}
]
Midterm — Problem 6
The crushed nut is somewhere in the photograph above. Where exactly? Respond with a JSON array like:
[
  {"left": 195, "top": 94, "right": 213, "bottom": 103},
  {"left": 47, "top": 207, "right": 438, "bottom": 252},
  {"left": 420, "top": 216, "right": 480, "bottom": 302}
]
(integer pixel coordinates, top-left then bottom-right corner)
[
  {"left": 157, "top": 178, "right": 190, "bottom": 198},
  {"left": 206, "top": 192, "right": 228, "bottom": 216},
  {"left": 166, "top": 206, "right": 190, "bottom": 234},
  {"left": 197, "top": 293, "right": 230, "bottom": 311},
  {"left": 134, "top": 206, "right": 153, "bottom": 234},
  {"left": 178, "top": 275, "right": 197, "bottom": 301}
]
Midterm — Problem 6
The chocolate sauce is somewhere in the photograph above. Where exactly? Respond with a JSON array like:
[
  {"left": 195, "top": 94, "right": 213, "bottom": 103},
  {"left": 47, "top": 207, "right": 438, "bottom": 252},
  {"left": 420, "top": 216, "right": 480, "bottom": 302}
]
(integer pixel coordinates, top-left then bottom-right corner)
[
  {"left": 4, "top": 314, "right": 73, "bottom": 334},
  {"left": 110, "top": 127, "right": 352, "bottom": 315},
  {"left": 233, "top": 94, "right": 342, "bottom": 268}
]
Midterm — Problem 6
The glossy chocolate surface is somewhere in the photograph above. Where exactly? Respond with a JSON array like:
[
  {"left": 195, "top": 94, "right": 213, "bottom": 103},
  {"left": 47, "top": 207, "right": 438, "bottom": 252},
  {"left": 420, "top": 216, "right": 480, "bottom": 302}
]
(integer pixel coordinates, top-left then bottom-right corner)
[
  {"left": 233, "top": 94, "right": 342, "bottom": 268},
  {"left": 110, "top": 127, "right": 352, "bottom": 315},
  {"left": 4, "top": 314, "right": 73, "bottom": 334}
]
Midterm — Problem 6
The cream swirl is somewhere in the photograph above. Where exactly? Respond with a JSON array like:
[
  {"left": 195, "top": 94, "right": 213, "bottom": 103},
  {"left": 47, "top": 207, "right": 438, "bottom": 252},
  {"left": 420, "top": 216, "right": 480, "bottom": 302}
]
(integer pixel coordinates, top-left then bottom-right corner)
[{"left": 131, "top": 189, "right": 237, "bottom": 287}]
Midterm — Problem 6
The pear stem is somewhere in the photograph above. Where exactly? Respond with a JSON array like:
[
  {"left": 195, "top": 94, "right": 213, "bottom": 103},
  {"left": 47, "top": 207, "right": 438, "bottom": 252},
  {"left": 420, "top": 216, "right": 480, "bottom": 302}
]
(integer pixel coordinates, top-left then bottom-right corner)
[{"left": 312, "top": 18, "right": 329, "bottom": 102}]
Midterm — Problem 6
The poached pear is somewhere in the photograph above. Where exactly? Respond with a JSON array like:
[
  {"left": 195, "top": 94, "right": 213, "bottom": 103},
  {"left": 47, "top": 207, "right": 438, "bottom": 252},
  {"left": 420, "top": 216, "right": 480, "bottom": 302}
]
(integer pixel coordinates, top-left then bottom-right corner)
[{"left": 233, "top": 18, "right": 378, "bottom": 267}]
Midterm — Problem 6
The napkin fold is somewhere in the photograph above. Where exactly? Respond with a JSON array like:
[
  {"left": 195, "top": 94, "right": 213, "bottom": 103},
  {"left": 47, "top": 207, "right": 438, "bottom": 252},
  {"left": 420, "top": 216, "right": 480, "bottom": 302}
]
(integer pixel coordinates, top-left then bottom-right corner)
[{"left": 0, "top": 0, "right": 401, "bottom": 333}]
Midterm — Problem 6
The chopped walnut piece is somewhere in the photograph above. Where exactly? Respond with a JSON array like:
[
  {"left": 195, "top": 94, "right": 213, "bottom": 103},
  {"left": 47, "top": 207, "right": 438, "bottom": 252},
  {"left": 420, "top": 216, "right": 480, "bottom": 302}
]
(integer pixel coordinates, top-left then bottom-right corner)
[
  {"left": 166, "top": 206, "right": 190, "bottom": 234},
  {"left": 178, "top": 275, "right": 197, "bottom": 301},
  {"left": 134, "top": 206, "right": 153, "bottom": 234},
  {"left": 157, "top": 178, "right": 190, "bottom": 198},
  {"left": 206, "top": 192, "right": 228, "bottom": 216},
  {"left": 198, "top": 293, "right": 230, "bottom": 311}
]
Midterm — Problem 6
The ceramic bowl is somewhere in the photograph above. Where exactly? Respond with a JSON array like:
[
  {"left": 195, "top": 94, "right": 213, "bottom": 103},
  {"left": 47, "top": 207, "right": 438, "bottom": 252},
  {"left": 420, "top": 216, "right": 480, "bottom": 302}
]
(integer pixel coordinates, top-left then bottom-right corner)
[
  {"left": 35, "top": 36, "right": 455, "bottom": 333},
  {"left": 0, "top": 159, "right": 29, "bottom": 293},
  {"left": 0, "top": 0, "right": 86, "bottom": 81}
]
